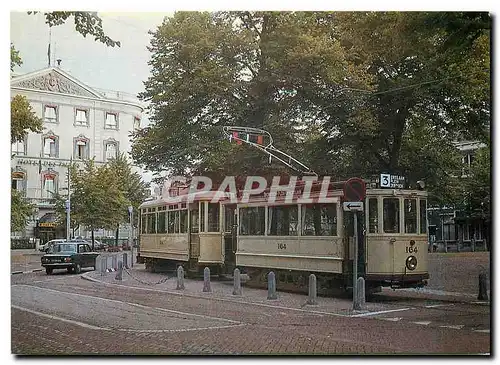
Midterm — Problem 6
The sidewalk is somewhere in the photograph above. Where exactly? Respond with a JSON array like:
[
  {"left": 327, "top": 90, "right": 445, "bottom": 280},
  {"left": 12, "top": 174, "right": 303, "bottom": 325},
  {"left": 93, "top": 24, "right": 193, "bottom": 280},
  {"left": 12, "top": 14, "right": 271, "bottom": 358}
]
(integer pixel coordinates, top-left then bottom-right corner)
[{"left": 82, "top": 267, "right": 398, "bottom": 317}]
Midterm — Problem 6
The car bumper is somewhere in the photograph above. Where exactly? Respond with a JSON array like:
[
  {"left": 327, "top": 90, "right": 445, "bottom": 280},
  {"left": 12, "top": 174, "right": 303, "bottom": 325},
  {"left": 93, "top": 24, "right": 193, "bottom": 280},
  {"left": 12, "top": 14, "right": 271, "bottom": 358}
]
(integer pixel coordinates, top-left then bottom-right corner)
[{"left": 42, "top": 263, "right": 74, "bottom": 269}]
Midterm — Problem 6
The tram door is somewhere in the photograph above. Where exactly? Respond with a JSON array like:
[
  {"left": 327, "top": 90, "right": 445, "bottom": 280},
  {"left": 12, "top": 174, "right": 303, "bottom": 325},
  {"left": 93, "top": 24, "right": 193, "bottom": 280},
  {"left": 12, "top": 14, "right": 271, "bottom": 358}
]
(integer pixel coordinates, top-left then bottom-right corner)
[
  {"left": 223, "top": 205, "right": 237, "bottom": 270},
  {"left": 343, "top": 211, "right": 366, "bottom": 284}
]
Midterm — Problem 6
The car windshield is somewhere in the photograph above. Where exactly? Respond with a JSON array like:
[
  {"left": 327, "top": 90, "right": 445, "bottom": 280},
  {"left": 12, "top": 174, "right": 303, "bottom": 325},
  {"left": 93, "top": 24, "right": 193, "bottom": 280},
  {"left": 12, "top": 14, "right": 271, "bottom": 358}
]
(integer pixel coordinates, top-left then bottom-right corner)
[{"left": 50, "top": 244, "right": 77, "bottom": 253}]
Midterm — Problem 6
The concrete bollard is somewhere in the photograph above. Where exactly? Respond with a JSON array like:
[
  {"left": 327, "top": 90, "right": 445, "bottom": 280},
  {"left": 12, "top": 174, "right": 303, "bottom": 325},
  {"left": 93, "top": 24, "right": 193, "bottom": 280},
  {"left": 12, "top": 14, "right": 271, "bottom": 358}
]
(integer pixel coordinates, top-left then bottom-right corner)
[
  {"left": 176, "top": 266, "right": 185, "bottom": 290},
  {"left": 100, "top": 256, "right": 107, "bottom": 275},
  {"left": 267, "top": 271, "right": 277, "bottom": 300},
  {"left": 478, "top": 273, "right": 488, "bottom": 300},
  {"left": 203, "top": 267, "right": 211, "bottom": 292},
  {"left": 357, "top": 277, "right": 366, "bottom": 308},
  {"left": 307, "top": 274, "right": 317, "bottom": 305},
  {"left": 112, "top": 255, "right": 118, "bottom": 270},
  {"left": 123, "top": 252, "right": 129, "bottom": 269},
  {"left": 115, "top": 261, "right": 123, "bottom": 281},
  {"left": 233, "top": 268, "right": 242, "bottom": 296}
]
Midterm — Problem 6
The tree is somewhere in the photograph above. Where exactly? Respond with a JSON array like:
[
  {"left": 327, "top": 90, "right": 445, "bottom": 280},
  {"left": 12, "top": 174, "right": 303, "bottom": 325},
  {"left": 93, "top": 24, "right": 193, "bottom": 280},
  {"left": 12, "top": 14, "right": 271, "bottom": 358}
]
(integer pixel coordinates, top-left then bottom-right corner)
[
  {"left": 132, "top": 11, "right": 364, "bottom": 181},
  {"left": 28, "top": 11, "right": 120, "bottom": 47},
  {"left": 133, "top": 11, "right": 490, "bottom": 205},
  {"left": 57, "top": 160, "right": 128, "bottom": 248},
  {"left": 11, "top": 95, "right": 43, "bottom": 144},
  {"left": 11, "top": 43, "right": 22, "bottom": 71},
  {"left": 11, "top": 189, "right": 34, "bottom": 233}
]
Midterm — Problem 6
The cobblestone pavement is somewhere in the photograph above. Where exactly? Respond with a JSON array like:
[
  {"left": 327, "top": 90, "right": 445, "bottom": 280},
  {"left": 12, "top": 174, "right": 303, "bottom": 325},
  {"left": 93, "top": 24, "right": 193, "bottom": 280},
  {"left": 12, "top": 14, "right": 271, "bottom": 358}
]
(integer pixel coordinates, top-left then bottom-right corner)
[{"left": 11, "top": 252, "right": 491, "bottom": 355}]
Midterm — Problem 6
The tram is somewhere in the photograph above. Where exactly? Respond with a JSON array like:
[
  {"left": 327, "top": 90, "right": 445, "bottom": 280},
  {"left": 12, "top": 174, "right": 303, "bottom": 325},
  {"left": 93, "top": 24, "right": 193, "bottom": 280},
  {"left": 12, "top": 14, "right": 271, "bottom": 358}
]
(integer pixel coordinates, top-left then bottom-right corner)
[{"left": 137, "top": 178, "right": 429, "bottom": 295}]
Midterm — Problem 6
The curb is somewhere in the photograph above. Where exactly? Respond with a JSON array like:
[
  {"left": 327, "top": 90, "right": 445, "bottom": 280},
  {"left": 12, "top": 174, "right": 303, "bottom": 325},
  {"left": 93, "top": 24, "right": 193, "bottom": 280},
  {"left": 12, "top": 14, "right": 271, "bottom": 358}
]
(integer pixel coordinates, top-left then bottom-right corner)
[{"left": 11, "top": 268, "right": 43, "bottom": 275}]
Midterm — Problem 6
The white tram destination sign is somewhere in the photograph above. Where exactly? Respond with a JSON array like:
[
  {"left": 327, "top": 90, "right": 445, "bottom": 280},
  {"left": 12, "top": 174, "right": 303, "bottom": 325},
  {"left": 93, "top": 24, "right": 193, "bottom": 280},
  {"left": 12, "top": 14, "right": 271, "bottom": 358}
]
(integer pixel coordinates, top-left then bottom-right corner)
[
  {"left": 343, "top": 202, "right": 364, "bottom": 212},
  {"left": 380, "top": 174, "right": 405, "bottom": 188}
]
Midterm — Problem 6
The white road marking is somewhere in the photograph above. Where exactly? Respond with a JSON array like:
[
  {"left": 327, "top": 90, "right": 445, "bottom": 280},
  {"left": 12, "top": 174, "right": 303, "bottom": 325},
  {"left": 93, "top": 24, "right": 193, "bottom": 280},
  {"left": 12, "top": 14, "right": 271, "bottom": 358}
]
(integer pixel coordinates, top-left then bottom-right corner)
[
  {"left": 379, "top": 317, "right": 402, "bottom": 322},
  {"left": 474, "top": 329, "right": 490, "bottom": 333},
  {"left": 413, "top": 321, "right": 432, "bottom": 325},
  {"left": 424, "top": 304, "right": 453, "bottom": 308},
  {"left": 439, "top": 325, "right": 464, "bottom": 330},
  {"left": 117, "top": 323, "right": 246, "bottom": 333},
  {"left": 12, "top": 284, "right": 238, "bottom": 324},
  {"left": 350, "top": 308, "right": 410, "bottom": 317},
  {"left": 12, "top": 305, "right": 109, "bottom": 331}
]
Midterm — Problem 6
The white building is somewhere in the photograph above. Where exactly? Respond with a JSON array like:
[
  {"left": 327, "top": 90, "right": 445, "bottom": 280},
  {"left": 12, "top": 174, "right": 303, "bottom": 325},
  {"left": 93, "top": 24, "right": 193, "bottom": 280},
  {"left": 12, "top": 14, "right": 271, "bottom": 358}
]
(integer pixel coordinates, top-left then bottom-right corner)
[{"left": 11, "top": 66, "right": 143, "bottom": 242}]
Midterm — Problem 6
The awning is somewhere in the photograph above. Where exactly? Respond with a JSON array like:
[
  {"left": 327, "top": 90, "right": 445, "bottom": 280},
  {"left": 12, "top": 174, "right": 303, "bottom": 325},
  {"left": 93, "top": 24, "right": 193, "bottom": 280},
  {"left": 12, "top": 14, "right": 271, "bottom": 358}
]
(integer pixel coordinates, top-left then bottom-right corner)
[{"left": 38, "top": 213, "right": 58, "bottom": 228}]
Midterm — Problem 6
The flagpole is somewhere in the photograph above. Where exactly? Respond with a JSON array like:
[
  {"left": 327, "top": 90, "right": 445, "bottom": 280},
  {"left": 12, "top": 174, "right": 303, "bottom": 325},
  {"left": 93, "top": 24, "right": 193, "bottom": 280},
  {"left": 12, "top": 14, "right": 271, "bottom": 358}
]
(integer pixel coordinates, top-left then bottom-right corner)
[
  {"left": 66, "top": 156, "right": 72, "bottom": 241},
  {"left": 47, "top": 27, "right": 51, "bottom": 67}
]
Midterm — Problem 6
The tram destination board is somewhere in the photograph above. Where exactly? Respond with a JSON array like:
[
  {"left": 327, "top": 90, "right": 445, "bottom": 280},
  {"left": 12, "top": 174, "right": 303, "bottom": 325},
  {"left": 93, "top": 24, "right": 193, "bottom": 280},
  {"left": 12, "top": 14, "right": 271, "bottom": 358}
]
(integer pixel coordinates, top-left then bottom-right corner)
[{"left": 380, "top": 174, "right": 405, "bottom": 188}]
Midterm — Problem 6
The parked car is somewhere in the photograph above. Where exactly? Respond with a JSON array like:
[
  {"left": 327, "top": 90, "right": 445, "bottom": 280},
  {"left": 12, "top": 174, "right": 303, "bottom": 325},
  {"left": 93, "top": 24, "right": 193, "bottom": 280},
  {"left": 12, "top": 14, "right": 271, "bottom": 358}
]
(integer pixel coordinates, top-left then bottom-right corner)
[
  {"left": 39, "top": 239, "right": 66, "bottom": 253},
  {"left": 41, "top": 242, "right": 99, "bottom": 275}
]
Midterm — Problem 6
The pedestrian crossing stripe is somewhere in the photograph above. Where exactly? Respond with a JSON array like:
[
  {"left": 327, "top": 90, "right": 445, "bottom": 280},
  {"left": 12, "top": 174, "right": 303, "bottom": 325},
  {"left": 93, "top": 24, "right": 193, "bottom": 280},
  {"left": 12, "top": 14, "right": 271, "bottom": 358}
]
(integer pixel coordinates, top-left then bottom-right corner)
[{"left": 380, "top": 317, "right": 402, "bottom": 322}]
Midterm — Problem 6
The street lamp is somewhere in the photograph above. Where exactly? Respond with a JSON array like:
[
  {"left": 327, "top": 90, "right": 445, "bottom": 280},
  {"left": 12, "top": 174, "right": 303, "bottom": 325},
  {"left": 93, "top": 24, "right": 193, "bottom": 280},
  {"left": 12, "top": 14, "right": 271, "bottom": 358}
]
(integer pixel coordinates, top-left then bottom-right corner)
[
  {"left": 65, "top": 199, "right": 70, "bottom": 241},
  {"left": 128, "top": 205, "right": 133, "bottom": 267}
]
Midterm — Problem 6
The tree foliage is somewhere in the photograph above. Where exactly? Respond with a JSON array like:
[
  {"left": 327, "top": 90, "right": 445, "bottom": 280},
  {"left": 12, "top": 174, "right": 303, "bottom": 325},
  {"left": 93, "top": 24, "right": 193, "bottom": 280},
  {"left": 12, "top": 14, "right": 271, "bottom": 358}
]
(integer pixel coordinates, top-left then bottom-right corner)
[
  {"left": 462, "top": 145, "right": 491, "bottom": 217},
  {"left": 10, "top": 43, "right": 22, "bottom": 71},
  {"left": 11, "top": 189, "right": 34, "bottom": 233},
  {"left": 11, "top": 95, "right": 43, "bottom": 144},
  {"left": 28, "top": 11, "right": 120, "bottom": 47},
  {"left": 132, "top": 12, "right": 490, "bottom": 204}
]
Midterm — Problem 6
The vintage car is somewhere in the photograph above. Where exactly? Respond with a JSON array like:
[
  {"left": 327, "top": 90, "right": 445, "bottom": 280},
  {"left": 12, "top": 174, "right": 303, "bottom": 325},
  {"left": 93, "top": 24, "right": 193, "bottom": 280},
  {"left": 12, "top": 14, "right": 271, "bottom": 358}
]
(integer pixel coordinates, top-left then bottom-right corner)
[{"left": 41, "top": 242, "right": 99, "bottom": 275}]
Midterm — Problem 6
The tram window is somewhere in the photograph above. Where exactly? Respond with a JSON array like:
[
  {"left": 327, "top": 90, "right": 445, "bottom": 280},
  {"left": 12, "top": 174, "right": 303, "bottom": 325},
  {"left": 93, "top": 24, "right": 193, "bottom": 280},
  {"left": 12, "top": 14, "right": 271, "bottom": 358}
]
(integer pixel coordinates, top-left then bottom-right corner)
[
  {"left": 158, "top": 211, "right": 166, "bottom": 233},
  {"left": 168, "top": 211, "right": 179, "bottom": 233},
  {"left": 420, "top": 199, "right": 427, "bottom": 234},
  {"left": 383, "top": 198, "right": 400, "bottom": 233},
  {"left": 239, "top": 207, "right": 265, "bottom": 235},
  {"left": 224, "top": 207, "right": 235, "bottom": 232},
  {"left": 368, "top": 198, "right": 378, "bottom": 233},
  {"left": 141, "top": 215, "right": 147, "bottom": 234},
  {"left": 147, "top": 213, "right": 156, "bottom": 233},
  {"left": 301, "top": 204, "right": 337, "bottom": 236},
  {"left": 180, "top": 210, "right": 188, "bottom": 233},
  {"left": 208, "top": 203, "right": 220, "bottom": 232},
  {"left": 404, "top": 199, "right": 417, "bottom": 233},
  {"left": 268, "top": 205, "right": 298, "bottom": 236},
  {"left": 191, "top": 208, "right": 199, "bottom": 233}
]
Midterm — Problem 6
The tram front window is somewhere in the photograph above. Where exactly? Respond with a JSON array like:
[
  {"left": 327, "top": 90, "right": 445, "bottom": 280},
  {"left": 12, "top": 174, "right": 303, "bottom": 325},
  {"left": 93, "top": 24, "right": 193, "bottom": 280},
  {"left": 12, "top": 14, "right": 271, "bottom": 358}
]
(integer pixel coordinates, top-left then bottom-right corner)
[
  {"left": 420, "top": 199, "right": 427, "bottom": 234},
  {"left": 383, "top": 198, "right": 400, "bottom": 233},
  {"left": 368, "top": 198, "right": 378, "bottom": 233},
  {"left": 404, "top": 199, "right": 417, "bottom": 233}
]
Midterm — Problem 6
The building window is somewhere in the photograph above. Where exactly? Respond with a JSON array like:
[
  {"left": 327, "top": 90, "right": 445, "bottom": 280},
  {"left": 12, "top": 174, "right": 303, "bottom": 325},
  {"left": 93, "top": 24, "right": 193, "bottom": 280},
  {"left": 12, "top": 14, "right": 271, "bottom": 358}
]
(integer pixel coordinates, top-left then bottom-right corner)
[
  {"left": 105, "top": 112, "right": 118, "bottom": 129},
  {"left": 42, "top": 172, "right": 57, "bottom": 197},
  {"left": 134, "top": 117, "right": 141, "bottom": 130},
  {"left": 105, "top": 142, "right": 117, "bottom": 161},
  {"left": 43, "top": 105, "right": 58, "bottom": 123},
  {"left": 11, "top": 138, "right": 27, "bottom": 156},
  {"left": 42, "top": 134, "right": 59, "bottom": 158},
  {"left": 75, "top": 108, "right": 89, "bottom": 126},
  {"left": 11, "top": 171, "right": 26, "bottom": 193},
  {"left": 74, "top": 136, "right": 89, "bottom": 160}
]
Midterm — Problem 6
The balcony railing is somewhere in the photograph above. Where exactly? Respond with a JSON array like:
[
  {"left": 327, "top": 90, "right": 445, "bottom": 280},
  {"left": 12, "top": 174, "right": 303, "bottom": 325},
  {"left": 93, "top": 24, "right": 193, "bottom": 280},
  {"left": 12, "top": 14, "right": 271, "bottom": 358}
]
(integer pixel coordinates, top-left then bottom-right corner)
[{"left": 23, "top": 188, "right": 58, "bottom": 207}]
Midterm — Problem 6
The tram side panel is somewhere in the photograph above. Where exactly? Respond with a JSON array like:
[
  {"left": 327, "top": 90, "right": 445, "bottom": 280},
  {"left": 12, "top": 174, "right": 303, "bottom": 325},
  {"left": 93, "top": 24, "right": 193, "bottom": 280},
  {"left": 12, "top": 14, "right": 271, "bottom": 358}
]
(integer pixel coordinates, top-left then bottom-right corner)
[{"left": 140, "top": 233, "right": 190, "bottom": 262}]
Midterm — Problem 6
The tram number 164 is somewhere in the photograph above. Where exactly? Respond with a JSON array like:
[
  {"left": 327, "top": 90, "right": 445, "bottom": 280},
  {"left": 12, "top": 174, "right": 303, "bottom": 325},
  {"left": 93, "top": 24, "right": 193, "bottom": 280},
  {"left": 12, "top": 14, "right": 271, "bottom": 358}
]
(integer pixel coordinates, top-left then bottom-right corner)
[
  {"left": 277, "top": 243, "right": 287, "bottom": 250},
  {"left": 405, "top": 246, "right": 418, "bottom": 253}
]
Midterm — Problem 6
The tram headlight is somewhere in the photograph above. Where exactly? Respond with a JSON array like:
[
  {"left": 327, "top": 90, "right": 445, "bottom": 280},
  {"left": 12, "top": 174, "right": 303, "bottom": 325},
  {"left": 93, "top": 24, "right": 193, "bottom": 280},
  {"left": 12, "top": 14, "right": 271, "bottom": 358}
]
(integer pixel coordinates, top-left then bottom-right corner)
[{"left": 406, "top": 256, "right": 417, "bottom": 271}]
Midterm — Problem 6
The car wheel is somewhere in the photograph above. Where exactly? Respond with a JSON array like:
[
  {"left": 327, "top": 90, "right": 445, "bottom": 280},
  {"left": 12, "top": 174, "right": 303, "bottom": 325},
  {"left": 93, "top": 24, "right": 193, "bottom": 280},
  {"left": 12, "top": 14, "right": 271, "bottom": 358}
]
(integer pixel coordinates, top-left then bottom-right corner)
[
  {"left": 46, "top": 267, "right": 53, "bottom": 275},
  {"left": 67, "top": 267, "right": 74, "bottom": 274},
  {"left": 74, "top": 264, "right": 81, "bottom": 274}
]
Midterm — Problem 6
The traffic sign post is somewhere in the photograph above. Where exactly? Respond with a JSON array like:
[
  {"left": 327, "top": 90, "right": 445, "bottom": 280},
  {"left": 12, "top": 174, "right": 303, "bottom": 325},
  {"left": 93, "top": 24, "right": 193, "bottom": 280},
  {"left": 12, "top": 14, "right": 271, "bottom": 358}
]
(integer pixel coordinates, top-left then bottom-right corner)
[{"left": 343, "top": 178, "right": 366, "bottom": 311}]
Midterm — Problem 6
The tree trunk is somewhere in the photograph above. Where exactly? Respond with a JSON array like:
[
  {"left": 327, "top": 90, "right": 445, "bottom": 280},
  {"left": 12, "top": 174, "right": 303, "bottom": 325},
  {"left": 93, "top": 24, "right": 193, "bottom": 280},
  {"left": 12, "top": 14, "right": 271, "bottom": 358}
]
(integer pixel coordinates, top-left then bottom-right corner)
[{"left": 115, "top": 224, "right": 119, "bottom": 248}]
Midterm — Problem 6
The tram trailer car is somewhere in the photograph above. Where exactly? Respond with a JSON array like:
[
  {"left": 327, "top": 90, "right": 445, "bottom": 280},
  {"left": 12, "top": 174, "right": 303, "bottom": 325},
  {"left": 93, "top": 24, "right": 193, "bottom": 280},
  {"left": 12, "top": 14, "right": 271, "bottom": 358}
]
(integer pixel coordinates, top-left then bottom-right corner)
[
  {"left": 137, "top": 180, "right": 429, "bottom": 295},
  {"left": 137, "top": 190, "right": 236, "bottom": 276}
]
